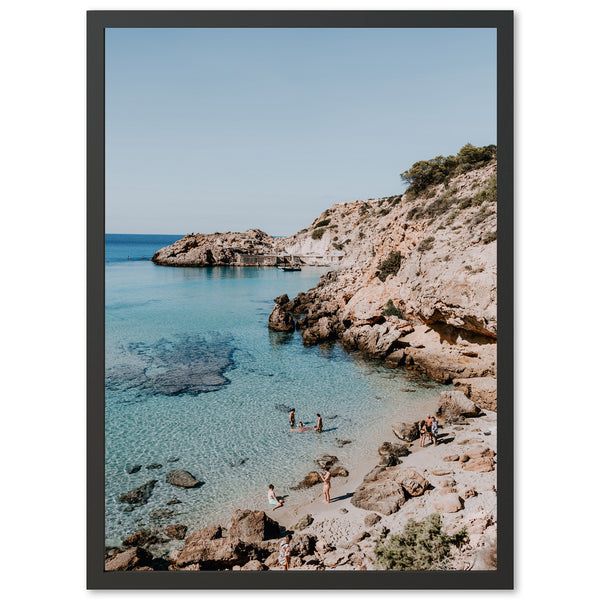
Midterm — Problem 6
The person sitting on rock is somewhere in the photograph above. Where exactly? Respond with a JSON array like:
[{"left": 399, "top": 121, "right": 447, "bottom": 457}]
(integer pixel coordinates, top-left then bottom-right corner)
[{"left": 268, "top": 484, "right": 283, "bottom": 509}]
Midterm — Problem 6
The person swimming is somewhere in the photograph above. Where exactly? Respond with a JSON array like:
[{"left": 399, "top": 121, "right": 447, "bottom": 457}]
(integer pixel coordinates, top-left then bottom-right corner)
[{"left": 289, "top": 408, "right": 296, "bottom": 429}]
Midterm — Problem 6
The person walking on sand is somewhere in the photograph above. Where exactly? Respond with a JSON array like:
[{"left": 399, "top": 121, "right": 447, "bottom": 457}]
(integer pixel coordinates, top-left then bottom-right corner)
[
  {"left": 314, "top": 413, "right": 323, "bottom": 433},
  {"left": 289, "top": 408, "right": 296, "bottom": 429},
  {"left": 279, "top": 534, "right": 292, "bottom": 570},
  {"left": 319, "top": 466, "right": 331, "bottom": 504},
  {"left": 268, "top": 484, "right": 283, "bottom": 509}
]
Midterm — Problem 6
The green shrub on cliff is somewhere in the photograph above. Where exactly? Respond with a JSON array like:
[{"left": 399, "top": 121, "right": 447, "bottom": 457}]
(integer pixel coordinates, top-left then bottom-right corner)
[
  {"left": 376, "top": 251, "right": 403, "bottom": 282},
  {"left": 315, "top": 219, "right": 331, "bottom": 228},
  {"left": 382, "top": 299, "right": 404, "bottom": 318},
  {"left": 311, "top": 228, "right": 326, "bottom": 240},
  {"left": 417, "top": 236, "right": 435, "bottom": 252},
  {"left": 374, "top": 513, "right": 467, "bottom": 570},
  {"left": 401, "top": 144, "right": 496, "bottom": 195}
]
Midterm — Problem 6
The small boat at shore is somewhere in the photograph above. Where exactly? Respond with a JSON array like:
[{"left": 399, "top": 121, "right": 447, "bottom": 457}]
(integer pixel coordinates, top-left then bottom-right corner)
[{"left": 278, "top": 265, "right": 302, "bottom": 271}]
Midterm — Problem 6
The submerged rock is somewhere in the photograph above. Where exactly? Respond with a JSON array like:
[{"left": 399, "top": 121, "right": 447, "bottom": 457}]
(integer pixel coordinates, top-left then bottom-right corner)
[
  {"left": 166, "top": 470, "right": 203, "bottom": 488},
  {"left": 118, "top": 480, "right": 158, "bottom": 505},
  {"left": 125, "top": 464, "right": 142, "bottom": 474},
  {"left": 149, "top": 509, "right": 174, "bottom": 520},
  {"left": 105, "top": 334, "right": 235, "bottom": 397},
  {"left": 164, "top": 524, "right": 188, "bottom": 540}
]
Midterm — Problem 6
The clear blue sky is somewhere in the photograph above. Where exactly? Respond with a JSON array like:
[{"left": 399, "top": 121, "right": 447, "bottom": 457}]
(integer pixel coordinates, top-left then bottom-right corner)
[{"left": 106, "top": 28, "right": 496, "bottom": 235}]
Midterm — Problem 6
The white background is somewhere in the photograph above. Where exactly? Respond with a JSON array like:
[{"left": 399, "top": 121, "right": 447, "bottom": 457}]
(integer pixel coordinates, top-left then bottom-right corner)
[{"left": 2, "top": 1, "right": 598, "bottom": 598}]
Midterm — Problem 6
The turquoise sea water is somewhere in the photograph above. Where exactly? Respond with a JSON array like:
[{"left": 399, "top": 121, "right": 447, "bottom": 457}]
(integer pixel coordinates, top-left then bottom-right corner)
[{"left": 105, "top": 234, "right": 447, "bottom": 544}]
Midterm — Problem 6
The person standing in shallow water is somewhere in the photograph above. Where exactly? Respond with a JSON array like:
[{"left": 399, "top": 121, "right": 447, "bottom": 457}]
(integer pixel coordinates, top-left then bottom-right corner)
[
  {"left": 289, "top": 408, "right": 295, "bottom": 429},
  {"left": 319, "top": 466, "right": 331, "bottom": 503},
  {"left": 314, "top": 413, "right": 323, "bottom": 433}
]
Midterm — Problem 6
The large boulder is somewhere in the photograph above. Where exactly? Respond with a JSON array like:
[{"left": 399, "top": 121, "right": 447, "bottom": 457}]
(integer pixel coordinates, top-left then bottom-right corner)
[
  {"left": 351, "top": 466, "right": 429, "bottom": 515},
  {"left": 463, "top": 457, "right": 495, "bottom": 473},
  {"left": 118, "top": 480, "right": 157, "bottom": 505},
  {"left": 391, "top": 422, "right": 420, "bottom": 443},
  {"left": 351, "top": 469, "right": 406, "bottom": 515},
  {"left": 289, "top": 533, "right": 317, "bottom": 556},
  {"left": 315, "top": 455, "right": 338, "bottom": 469},
  {"left": 291, "top": 471, "right": 321, "bottom": 490},
  {"left": 302, "top": 316, "right": 336, "bottom": 345},
  {"left": 400, "top": 469, "right": 429, "bottom": 497},
  {"left": 122, "top": 531, "right": 162, "bottom": 547},
  {"left": 433, "top": 493, "right": 463, "bottom": 514},
  {"left": 453, "top": 377, "right": 497, "bottom": 411},
  {"left": 292, "top": 514, "right": 314, "bottom": 531},
  {"left": 226, "top": 510, "right": 280, "bottom": 542},
  {"left": 164, "top": 524, "right": 188, "bottom": 540},
  {"left": 166, "top": 470, "right": 203, "bottom": 488},
  {"left": 176, "top": 537, "right": 253, "bottom": 569},
  {"left": 105, "top": 547, "right": 153, "bottom": 571},
  {"left": 436, "top": 391, "right": 482, "bottom": 420},
  {"left": 268, "top": 304, "right": 295, "bottom": 332},
  {"left": 182, "top": 525, "right": 222, "bottom": 546}
]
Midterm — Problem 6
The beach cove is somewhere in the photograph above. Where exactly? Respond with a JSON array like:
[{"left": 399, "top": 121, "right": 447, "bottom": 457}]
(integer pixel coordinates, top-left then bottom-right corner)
[{"left": 105, "top": 235, "right": 448, "bottom": 547}]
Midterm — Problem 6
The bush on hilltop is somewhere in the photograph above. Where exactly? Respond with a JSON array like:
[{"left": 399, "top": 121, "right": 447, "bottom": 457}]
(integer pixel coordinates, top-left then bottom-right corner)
[{"left": 401, "top": 144, "right": 496, "bottom": 195}]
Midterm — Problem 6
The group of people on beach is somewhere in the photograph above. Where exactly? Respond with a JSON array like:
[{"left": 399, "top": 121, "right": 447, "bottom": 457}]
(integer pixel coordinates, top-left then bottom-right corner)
[
  {"left": 266, "top": 409, "right": 330, "bottom": 515},
  {"left": 289, "top": 408, "right": 323, "bottom": 433},
  {"left": 418, "top": 414, "right": 439, "bottom": 447}
]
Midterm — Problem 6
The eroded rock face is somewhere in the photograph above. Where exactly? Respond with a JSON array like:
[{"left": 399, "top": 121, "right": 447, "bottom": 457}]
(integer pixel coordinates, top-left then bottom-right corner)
[{"left": 225, "top": 510, "right": 280, "bottom": 543}]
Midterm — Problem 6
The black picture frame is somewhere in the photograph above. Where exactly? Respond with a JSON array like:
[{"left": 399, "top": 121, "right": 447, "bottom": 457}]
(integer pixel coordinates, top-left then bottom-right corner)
[{"left": 88, "top": 9, "right": 513, "bottom": 590}]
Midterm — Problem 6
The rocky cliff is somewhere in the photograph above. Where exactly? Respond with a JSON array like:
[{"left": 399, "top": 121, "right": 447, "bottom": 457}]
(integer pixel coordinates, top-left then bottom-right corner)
[
  {"left": 152, "top": 147, "right": 498, "bottom": 387},
  {"left": 269, "top": 157, "right": 498, "bottom": 385}
]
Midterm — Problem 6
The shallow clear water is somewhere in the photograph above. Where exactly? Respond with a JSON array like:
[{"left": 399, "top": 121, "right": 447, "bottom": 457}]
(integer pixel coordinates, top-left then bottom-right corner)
[{"left": 105, "top": 235, "right": 447, "bottom": 544}]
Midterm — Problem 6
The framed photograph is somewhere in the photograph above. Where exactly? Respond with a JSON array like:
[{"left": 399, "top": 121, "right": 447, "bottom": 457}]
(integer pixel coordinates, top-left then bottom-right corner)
[{"left": 88, "top": 10, "right": 513, "bottom": 589}]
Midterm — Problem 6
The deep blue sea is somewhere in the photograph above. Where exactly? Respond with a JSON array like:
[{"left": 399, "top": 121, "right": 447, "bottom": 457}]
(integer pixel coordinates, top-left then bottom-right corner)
[{"left": 105, "top": 234, "right": 446, "bottom": 544}]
